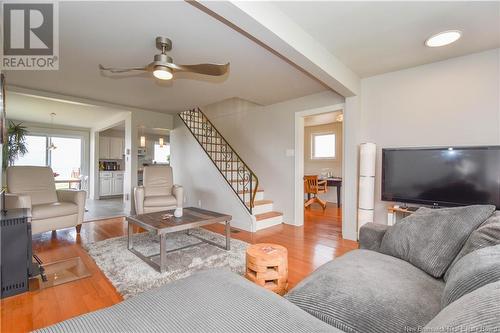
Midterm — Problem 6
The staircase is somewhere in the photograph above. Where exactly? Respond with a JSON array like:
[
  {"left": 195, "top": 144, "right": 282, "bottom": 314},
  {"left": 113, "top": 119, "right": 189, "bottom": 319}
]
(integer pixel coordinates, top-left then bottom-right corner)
[{"left": 179, "top": 108, "right": 283, "bottom": 231}]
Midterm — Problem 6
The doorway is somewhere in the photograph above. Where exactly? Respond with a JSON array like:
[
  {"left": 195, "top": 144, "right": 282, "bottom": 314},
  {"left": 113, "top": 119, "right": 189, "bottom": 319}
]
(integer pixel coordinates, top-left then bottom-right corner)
[{"left": 294, "top": 103, "right": 345, "bottom": 229}]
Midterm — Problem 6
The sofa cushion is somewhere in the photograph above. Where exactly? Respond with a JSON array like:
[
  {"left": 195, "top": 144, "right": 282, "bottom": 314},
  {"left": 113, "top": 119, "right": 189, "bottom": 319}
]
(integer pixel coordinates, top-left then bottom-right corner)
[
  {"left": 35, "top": 269, "right": 338, "bottom": 333},
  {"left": 425, "top": 281, "right": 500, "bottom": 332},
  {"left": 444, "top": 211, "right": 500, "bottom": 281},
  {"left": 441, "top": 244, "right": 500, "bottom": 308},
  {"left": 32, "top": 202, "right": 78, "bottom": 220},
  {"left": 379, "top": 205, "right": 495, "bottom": 278},
  {"left": 144, "top": 195, "right": 177, "bottom": 207},
  {"left": 285, "top": 249, "right": 444, "bottom": 333}
]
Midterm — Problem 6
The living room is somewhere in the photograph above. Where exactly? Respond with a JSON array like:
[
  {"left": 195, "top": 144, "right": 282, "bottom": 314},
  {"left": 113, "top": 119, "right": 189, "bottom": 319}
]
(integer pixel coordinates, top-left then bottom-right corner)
[{"left": 1, "top": 1, "right": 499, "bottom": 332}]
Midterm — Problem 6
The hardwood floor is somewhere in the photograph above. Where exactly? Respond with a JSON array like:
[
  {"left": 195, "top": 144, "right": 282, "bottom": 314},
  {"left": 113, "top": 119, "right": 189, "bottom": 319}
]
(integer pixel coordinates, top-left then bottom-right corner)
[{"left": 1, "top": 204, "right": 357, "bottom": 332}]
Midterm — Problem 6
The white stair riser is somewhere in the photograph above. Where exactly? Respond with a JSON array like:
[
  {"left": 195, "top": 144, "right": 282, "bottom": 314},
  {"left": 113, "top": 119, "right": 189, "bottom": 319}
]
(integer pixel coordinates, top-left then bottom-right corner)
[
  {"left": 251, "top": 203, "right": 273, "bottom": 215},
  {"left": 239, "top": 191, "right": 264, "bottom": 201},
  {"left": 255, "top": 215, "right": 283, "bottom": 231}
]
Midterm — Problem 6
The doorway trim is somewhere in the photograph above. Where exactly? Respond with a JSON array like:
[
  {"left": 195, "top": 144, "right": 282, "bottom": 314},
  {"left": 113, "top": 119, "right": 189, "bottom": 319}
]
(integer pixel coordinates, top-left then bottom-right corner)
[{"left": 294, "top": 103, "right": 345, "bottom": 226}]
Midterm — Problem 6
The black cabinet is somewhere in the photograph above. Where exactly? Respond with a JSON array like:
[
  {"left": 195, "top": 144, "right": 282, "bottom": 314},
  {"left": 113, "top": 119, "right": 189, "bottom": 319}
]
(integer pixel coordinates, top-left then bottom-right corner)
[{"left": 0, "top": 209, "right": 30, "bottom": 298}]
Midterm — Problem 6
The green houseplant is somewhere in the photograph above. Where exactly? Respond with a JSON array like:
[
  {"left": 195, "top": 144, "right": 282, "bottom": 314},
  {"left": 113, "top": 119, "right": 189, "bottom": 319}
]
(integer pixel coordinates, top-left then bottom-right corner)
[{"left": 2, "top": 121, "right": 28, "bottom": 169}]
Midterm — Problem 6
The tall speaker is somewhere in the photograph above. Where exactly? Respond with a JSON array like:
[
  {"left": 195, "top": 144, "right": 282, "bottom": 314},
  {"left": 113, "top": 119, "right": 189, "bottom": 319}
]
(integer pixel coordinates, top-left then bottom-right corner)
[{"left": 358, "top": 143, "right": 376, "bottom": 233}]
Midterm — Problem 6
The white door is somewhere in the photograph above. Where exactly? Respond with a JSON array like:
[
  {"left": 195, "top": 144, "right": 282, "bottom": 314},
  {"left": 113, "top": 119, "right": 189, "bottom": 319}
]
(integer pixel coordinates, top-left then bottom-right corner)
[{"left": 99, "top": 137, "right": 110, "bottom": 159}]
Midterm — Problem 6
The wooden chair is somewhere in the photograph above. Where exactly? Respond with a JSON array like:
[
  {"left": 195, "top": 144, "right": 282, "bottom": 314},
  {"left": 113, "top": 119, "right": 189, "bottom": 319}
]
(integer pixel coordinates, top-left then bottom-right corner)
[{"left": 304, "top": 175, "right": 328, "bottom": 210}]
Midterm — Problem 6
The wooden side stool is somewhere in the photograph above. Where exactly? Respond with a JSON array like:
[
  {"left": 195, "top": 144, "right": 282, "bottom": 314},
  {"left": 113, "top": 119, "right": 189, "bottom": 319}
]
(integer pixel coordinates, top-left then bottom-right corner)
[{"left": 245, "top": 243, "right": 288, "bottom": 295}]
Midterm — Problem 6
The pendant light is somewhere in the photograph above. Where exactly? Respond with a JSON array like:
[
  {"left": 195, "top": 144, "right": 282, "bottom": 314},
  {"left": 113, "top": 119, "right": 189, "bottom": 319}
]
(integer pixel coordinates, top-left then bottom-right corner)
[
  {"left": 47, "top": 113, "right": 57, "bottom": 150},
  {"left": 139, "top": 126, "right": 146, "bottom": 147},
  {"left": 159, "top": 137, "right": 164, "bottom": 148}
]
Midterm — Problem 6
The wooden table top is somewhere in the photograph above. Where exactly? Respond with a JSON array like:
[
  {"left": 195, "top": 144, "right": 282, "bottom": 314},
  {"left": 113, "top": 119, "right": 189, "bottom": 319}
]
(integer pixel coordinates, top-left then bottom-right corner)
[{"left": 126, "top": 207, "right": 232, "bottom": 234}]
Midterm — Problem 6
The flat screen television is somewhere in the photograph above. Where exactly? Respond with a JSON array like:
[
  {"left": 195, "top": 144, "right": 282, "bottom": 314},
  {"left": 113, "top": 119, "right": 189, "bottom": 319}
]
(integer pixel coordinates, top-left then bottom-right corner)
[{"left": 382, "top": 146, "right": 500, "bottom": 209}]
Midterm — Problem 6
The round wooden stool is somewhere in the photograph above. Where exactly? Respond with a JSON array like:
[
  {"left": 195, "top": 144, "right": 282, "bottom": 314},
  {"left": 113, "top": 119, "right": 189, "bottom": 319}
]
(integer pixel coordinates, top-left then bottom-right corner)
[{"left": 245, "top": 243, "right": 288, "bottom": 295}]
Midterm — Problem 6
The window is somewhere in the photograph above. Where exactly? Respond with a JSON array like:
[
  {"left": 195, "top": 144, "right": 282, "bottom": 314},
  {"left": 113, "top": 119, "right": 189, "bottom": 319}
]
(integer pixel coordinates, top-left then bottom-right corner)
[
  {"left": 13, "top": 134, "right": 82, "bottom": 179},
  {"left": 153, "top": 142, "right": 170, "bottom": 164},
  {"left": 13, "top": 135, "right": 47, "bottom": 166},
  {"left": 311, "top": 133, "right": 336, "bottom": 159}
]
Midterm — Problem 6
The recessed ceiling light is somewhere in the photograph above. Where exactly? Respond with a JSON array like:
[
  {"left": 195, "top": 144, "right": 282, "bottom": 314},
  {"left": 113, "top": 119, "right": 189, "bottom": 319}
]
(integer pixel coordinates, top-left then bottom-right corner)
[{"left": 425, "top": 30, "right": 462, "bottom": 47}]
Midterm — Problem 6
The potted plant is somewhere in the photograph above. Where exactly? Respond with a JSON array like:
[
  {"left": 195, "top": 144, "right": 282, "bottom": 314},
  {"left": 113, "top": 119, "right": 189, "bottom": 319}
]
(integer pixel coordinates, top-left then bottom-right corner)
[{"left": 2, "top": 120, "right": 28, "bottom": 169}]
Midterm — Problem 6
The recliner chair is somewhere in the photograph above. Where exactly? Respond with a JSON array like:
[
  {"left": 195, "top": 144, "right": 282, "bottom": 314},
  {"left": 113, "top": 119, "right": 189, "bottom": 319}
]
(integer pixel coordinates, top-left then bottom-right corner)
[
  {"left": 134, "top": 165, "right": 183, "bottom": 214},
  {"left": 5, "top": 166, "right": 86, "bottom": 235}
]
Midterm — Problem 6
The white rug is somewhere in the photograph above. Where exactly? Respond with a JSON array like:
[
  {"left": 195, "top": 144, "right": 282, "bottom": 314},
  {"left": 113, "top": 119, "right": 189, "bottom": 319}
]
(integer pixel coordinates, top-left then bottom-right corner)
[{"left": 84, "top": 228, "right": 248, "bottom": 299}]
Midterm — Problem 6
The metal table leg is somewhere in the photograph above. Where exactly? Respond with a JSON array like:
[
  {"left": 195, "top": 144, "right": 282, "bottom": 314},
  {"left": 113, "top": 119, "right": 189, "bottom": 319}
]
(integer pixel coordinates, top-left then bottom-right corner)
[
  {"left": 225, "top": 221, "right": 231, "bottom": 250},
  {"left": 159, "top": 234, "right": 167, "bottom": 273},
  {"left": 127, "top": 221, "right": 133, "bottom": 250}
]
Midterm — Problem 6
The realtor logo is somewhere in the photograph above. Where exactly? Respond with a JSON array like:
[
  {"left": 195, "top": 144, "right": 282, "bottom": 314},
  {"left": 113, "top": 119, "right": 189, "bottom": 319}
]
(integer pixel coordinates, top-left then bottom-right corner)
[{"left": 1, "top": 1, "right": 59, "bottom": 70}]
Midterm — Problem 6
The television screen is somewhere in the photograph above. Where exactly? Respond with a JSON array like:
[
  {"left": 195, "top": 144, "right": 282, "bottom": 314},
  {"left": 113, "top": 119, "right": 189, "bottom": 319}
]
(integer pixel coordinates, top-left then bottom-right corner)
[{"left": 382, "top": 146, "right": 500, "bottom": 209}]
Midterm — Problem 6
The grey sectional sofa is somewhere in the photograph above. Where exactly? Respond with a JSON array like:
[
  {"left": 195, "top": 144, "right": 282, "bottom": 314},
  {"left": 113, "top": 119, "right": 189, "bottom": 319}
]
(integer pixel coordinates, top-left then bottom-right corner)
[{"left": 38, "top": 206, "right": 500, "bottom": 333}]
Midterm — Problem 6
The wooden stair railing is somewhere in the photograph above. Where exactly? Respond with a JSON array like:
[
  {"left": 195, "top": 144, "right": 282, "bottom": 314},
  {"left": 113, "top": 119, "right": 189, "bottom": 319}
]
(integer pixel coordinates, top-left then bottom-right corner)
[{"left": 178, "top": 108, "right": 259, "bottom": 214}]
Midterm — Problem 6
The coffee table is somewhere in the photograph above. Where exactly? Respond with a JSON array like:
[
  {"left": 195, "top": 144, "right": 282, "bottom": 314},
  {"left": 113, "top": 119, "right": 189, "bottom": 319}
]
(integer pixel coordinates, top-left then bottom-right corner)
[{"left": 126, "top": 207, "right": 232, "bottom": 273}]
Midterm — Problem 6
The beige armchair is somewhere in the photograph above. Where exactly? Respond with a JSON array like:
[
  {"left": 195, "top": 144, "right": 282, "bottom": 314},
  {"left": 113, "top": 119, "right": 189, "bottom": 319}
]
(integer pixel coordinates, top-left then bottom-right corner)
[
  {"left": 134, "top": 165, "right": 183, "bottom": 214},
  {"left": 5, "top": 166, "right": 86, "bottom": 235}
]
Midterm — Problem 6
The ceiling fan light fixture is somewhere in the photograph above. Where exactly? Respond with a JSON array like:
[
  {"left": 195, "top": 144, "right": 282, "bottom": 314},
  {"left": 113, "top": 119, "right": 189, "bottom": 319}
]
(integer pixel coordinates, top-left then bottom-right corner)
[{"left": 153, "top": 66, "right": 173, "bottom": 80}]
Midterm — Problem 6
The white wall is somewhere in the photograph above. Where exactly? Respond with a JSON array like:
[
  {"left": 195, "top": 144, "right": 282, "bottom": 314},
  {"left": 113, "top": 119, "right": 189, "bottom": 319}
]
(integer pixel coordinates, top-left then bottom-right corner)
[
  {"left": 360, "top": 48, "right": 500, "bottom": 224},
  {"left": 171, "top": 91, "right": 344, "bottom": 231}
]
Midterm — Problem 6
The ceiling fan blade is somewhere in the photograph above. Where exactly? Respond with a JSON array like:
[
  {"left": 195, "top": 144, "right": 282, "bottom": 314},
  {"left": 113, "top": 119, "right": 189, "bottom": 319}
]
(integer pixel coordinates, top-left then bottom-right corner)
[
  {"left": 166, "top": 63, "right": 229, "bottom": 76},
  {"left": 99, "top": 64, "right": 149, "bottom": 74}
]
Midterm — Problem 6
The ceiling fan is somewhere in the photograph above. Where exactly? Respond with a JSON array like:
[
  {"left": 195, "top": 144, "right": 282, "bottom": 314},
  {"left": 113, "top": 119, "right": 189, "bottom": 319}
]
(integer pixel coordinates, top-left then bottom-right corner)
[{"left": 99, "top": 36, "right": 229, "bottom": 81}]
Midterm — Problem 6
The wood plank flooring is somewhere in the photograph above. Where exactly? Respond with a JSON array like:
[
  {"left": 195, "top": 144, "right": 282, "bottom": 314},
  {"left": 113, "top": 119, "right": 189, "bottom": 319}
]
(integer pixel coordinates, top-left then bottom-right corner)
[{"left": 1, "top": 204, "right": 358, "bottom": 333}]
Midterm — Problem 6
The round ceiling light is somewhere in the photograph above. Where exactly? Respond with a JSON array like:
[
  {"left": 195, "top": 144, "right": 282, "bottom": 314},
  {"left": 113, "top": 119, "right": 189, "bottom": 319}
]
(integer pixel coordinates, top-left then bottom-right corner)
[
  {"left": 153, "top": 65, "right": 173, "bottom": 80},
  {"left": 425, "top": 30, "right": 462, "bottom": 47}
]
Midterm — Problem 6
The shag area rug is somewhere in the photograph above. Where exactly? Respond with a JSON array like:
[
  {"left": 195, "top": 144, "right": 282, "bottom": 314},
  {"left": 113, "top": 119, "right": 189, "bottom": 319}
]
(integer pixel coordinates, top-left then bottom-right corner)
[{"left": 84, "top": 228, "right": 248, "bottom": 298}]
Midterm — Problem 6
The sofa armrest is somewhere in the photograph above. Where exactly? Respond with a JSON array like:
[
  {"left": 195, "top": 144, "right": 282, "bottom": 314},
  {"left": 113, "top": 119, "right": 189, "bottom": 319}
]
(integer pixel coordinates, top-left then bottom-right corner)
[
  {"left": 359, "top": 223, "right": 391, "bottom": 252},
  {"left": 172, "top": 185, "right": 183, "bottom": 208},
  {"left": 57, "top": 190, "right": 86, "bottom": 224},
  {"left": 4, "top": 193, "right": 32, "bottom": 210},
  {"left": 134, "top": 186, "right": 145, "bottom": 214}
]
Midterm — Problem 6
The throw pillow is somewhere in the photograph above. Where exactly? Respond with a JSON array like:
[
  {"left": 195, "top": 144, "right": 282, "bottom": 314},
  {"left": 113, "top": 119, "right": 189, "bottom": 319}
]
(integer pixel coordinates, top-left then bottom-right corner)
[
  {"left": 441, "top": 244, "right": 500, "bottom": 307},
  {"left": 379, "top": 205, "right": 495, "bottom": 278},
  {"left": 444, "top": 212, "right": 500, "bottom": 281}
]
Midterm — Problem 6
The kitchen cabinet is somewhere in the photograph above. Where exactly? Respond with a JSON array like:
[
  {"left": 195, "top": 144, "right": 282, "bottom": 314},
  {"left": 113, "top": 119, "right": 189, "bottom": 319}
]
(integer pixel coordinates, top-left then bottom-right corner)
[
  {"left": 99, "top": 137, "right": 110, "bottom": 159},
  {"left": 109, "top": 137, "right": 124, "bottom": 159},
  {"left": 99, "top": 136, "right": 124, "bottom": 160},
  {"left": 99, "top": 171, "right": 124, "bottom": 197}
]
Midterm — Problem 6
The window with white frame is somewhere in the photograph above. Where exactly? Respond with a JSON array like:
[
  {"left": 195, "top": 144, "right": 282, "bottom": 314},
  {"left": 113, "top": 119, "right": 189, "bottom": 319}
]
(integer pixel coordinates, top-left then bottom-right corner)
[
  {"left": 311, "top": 132, "right": 336, "bottom": 159},
  {"left": 153, "top": 142, "right": 170, "bottom": 164},
  {"left": 13, "top": 134, "right": 83, "bottom": 179}
]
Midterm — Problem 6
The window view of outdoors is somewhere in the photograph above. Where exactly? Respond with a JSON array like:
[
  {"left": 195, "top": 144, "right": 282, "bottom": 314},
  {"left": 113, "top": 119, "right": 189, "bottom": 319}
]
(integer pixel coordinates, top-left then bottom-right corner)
[
  {"left": 153, "top": 143, "right": 170, "bottom": 164},
  {"left": 13, "top": 135, "right": 82, "bottom": 179}
]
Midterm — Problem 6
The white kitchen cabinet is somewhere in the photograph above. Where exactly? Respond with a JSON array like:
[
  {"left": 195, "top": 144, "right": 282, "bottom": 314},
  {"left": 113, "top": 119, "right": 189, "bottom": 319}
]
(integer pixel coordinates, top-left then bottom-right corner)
[
  {"left": 109, "top": 137, "right": 124, "bottom": 159},
  {"left": 99, "top": 137, "right": 110, "bottom": 159},
  {"left": 99, "top": 171, "right": 124, "bottom": 197},
  {"left": 112, "top": 173, "right": 124, "bottom": 195},
  {"left": 99, "top": 173, "right": 113, "bottom": 196},
  {"left": 99, "top": 136, "right": 124, "bottom": 160}
]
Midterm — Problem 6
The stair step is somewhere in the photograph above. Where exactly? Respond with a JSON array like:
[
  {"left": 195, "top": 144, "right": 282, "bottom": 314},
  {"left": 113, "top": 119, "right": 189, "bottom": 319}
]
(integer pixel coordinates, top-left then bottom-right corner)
[
  {"left": 248, "top": 200, "right": 273, "bottom": 206},
  {"left": 238, "top": 189, "right": 263, "bottom": 195},
  {"left": 255, "top": 211, "right": 283, "bottom": 221}
]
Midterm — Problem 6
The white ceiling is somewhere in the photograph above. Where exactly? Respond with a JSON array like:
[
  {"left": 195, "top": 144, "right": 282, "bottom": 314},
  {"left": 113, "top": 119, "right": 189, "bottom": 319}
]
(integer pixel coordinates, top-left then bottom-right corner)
[
  {"left": 304, "top": 111, "right": 342, "bottom": 127},
  {"left": 5, "top": 1, "right": 325, "bottom": 113},
  {"left": 7, "top": 92, "right": 125, "bottom": 128},
  {"left": 276, "top": 2, "right": 500, "bottom": 77}
]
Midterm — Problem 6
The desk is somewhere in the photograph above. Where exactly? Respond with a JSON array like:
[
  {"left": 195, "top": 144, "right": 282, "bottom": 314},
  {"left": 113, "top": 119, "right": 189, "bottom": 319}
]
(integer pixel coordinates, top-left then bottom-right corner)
[{"left": 324, "top": 178, "right": 342, "bottom": 208}]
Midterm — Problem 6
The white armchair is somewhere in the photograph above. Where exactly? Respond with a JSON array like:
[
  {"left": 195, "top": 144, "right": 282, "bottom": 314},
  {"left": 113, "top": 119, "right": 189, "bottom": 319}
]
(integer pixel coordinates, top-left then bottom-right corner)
[
  {"left": 134, "top": 165, "right": 183, "bottom": 214},
  {"left": 5, "top": 166, "right": 86, "bottom": 235}
]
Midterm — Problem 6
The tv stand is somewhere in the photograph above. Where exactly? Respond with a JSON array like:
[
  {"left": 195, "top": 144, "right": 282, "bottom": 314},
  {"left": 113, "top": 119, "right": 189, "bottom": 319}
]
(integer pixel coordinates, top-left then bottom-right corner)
[{"left": 387, "top": 204, "right": 418, "bottom": 225}]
